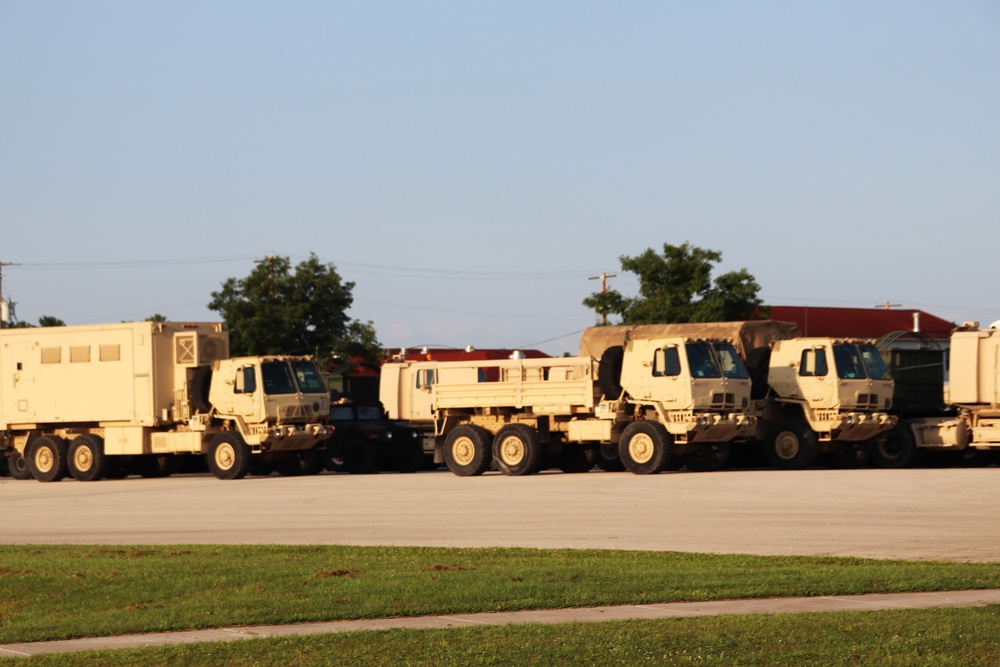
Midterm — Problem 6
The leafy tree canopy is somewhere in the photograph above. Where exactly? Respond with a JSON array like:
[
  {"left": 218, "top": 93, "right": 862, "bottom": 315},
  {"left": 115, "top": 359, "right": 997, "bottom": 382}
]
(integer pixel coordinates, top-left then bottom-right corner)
[
  {"left": 583, "top": 242, "right": 766, "bottom": 325},
  {"left": 3, "top": 315, "right": 65, "bottom": 328},
  {"left": 208, "top": 253, "right": 382, "bottom": 362}
]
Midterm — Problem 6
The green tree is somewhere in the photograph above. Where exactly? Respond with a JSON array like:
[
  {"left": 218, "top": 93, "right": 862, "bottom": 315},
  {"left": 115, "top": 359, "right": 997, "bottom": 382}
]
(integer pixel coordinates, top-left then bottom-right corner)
[
  {"left": 145, "top": 314, "right": 168, "bottom": 323},
  {"left": 208, "top": 253, "right": 382, "bottom": 362},
  {"left": 38, "top": 315, "right": 66, "bottom": 327},
  {"left": 583, "top": 242, "right": 766, "bottom": 325}
]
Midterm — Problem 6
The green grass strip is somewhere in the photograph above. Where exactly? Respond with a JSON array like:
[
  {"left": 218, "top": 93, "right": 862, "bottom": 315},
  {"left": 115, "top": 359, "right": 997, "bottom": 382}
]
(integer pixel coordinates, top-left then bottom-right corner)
[
  {"left": 3, "top": 607, "right": 1000, "bottom": 666},
  {"left": 2, "top": 545, "right": 1000, "bottom": 644}
]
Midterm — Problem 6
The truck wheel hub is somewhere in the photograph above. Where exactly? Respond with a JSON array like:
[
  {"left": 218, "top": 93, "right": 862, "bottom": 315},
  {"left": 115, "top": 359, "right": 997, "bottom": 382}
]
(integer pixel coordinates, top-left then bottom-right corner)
[{"left": 629, "top": 434, "right": 654, "bottom": 464}]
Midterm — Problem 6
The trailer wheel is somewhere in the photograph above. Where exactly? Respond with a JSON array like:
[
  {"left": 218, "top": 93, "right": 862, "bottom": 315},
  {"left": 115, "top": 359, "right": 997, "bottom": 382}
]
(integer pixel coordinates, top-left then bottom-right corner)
[
  {"left": 595, "top": 442, "right": 625, "bottom": 472},
  {"left": 8, "top": 452, "right": 32, "bottom": 480},
  {"left": 68, "top": 434, "right": 106, "bottom": 482},
  {"left": 28, "top": 436, "right": 69, "bottom": 482},
  {"left": 598, "top": 346, "right": 625, "bottom": 399},
  {"left": 493, "top": 424, "right": 544, "bottom": 476},
  {"left": 685, "top": 442, "right": 730, "bottom": 472},
  {"left": 207, "top": 433, "right": 250, "bottom": 480},
  {"left": 619, "top": 421, "right": 672, "bottom": 474},
  {"left": 766, "top": 419, "right": 819, "bottom": 470},
  {"left": 189, "top": 366, "right": 213, "bottom": 413},
  {"left": 443, "top": 425, "right": 493, "bottom": 476}
]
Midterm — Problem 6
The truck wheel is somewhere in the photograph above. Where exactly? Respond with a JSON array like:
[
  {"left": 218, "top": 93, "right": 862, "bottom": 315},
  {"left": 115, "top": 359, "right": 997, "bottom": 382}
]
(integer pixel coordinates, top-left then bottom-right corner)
[
  {"left": 189, "top": 366, "right": 213, "bottom": 413},
  {"left": 595, "top": 442, "right": 625, "bottom": 472},
  {"left": 207, "top": 433, "right": 250, "bottom": 480},
  {"left": 343, "top": 439, "right": 379, "bottom": 474},
  {"left": 619, "top": 421, "right": 672, "bottom": 474},
  {"left": 28, "top": 436, "right": 69, "bottom": 482},
  {"left": 394, "top": 439, "right": 425, "bottom": 473},
  {"left": 493, "top": 424, "right": 544, "bottom": 476},
  {"left": 685, "top": 442, "right": 730, "bottom": 472},
  {"left": 766, "top": 419, "right": 819, "bottom": 470},
  {"left": 8, "top": 453, "right": 32, "bottom": 480},
  {"left": 443, "top": 425, "right": 493, "bottom": 476},
  {"left": 870, "top": 424, "right": 918, "bottom": 468},
  {"left": 68, "top": 434, "right": 107, "bottom": 482},
  {"left": 598, "top": 346, "right": 625, "bottom": 399}
]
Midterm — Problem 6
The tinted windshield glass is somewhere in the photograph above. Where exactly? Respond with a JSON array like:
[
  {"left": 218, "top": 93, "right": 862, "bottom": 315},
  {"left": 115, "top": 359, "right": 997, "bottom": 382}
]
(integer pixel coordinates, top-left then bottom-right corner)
[
  {"left": 686, "top": 342, "right": 722, "bottom": 378},
  {"left": 712, "top": 342, "right": 750, "bottom": 379},
  {"left": 290, "top": 360, "right": 328, "bottom": 394},
  {"left": 330, "top": 405, "right": 355, "bottom": 420},
  {"left": 833, "top": 345, "right": 867, "bottom": 380},
  {"left": 860, "top": 345, "right": 890, "bottom": 380},
  {"left": 261, "top": 361, "right": 297, "bottom": 394},
  {"left": 357, "top": 406, "right": 382, "bottom": 420}
]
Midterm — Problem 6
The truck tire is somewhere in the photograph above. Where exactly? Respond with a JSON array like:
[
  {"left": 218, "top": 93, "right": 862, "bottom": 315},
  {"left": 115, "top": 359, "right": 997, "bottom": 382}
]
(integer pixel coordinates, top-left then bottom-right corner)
[
  {"left": 68, "top": 434, "right": 107, "bottom": 482},
  {"left": 619, "top": 421, "right": 673, "bottom": 474},
  {"left": 27, "top": 436, "right": 69, "bottom": 482},
  {"left": 207, "top": 433, "right": 250, "bottom": 480},
  {"left": 598, "top": 346, "right": 625, "bottom": 399},
  {"left": 766, "top": 419, "right": 819, "bottom": 470},
  {"left": 684, "top": 442, "right": 730, "bottom": 472},
  {"left": 870, "top": 423, "right": 918, "bottom": 469},
  {"left": 493, "top": 424, "right": 544, "bottom": 476},
  {"left": 443, "top": 425, "right": 493, "bottom": 476},
  {"left": 189, "top": 366, "right": 213, "bottom": 413},
  {"left": 343, "top": 439, "right": 379, "bottom": 474},
  {"left": 8, "top": 453, "right": 32, "bottom": 480},
  {"left": 595, "top": 442, "right": 625, "bottom": 472}
]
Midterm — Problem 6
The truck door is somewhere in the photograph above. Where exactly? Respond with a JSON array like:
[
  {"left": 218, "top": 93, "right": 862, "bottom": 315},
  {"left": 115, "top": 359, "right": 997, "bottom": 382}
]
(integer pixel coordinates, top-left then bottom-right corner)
[
  {"left": 231, "top": 363, "right": 262, "bottom": 422},
  {"left": 798, "top": 346, "right": 835, "bottom": 408},
  {"left": 625, "top": 340, "right": 690, "bottom": 408},
  {"left": 5, "top": 342, "right": 37, "bottom": 422},
  {"left": 409, "top": 364, "right": 436, "bottom": 420}
]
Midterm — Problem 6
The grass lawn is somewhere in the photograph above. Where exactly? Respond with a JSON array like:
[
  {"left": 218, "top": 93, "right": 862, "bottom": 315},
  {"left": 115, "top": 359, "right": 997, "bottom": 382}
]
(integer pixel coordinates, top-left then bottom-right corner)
[
  {"left": 3, "top": 544, "right": 1000, "bottom": 646},
  {"left": 3, "top": 606, "right": 1000, "bottom": 666}
]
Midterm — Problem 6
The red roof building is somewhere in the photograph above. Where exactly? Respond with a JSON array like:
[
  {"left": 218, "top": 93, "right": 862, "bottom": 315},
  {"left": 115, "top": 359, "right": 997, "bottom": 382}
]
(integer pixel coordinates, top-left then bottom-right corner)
[{"left": 766, "top": 306, "right": 954, "bottom": 341}]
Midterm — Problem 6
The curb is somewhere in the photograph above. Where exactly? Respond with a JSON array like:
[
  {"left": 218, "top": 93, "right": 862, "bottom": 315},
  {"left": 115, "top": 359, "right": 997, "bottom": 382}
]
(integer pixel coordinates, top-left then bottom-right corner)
[{"left": 3, "top": 589, "right": 1000, "bottom": 657}]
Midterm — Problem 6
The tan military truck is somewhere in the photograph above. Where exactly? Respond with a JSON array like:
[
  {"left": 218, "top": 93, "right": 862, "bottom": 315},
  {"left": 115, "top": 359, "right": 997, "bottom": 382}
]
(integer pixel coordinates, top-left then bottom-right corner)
[
  {"left": 380, "top": 330, "right": 755, "bottom": 476},
  {"left": 874, "top": 324, "right": 1000, "bottom": 467},
  {"left": 597, "top": 322, "right": 896, "bottom": 469},
  {"left": 1, "top": 322, "right": 331, "bottom": 481}
]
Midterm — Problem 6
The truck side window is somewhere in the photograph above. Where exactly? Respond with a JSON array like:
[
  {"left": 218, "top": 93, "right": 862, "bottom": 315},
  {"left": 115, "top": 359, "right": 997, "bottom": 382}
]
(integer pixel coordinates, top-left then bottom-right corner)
[
  {"left": 799, "top": 349, "right": 828, "bottom": 377},
  {"left": 416, "top": 369, "right": 436, "bottom": 389},
  {"left": 235, "top": 366, "right": 257, "bottom": 393},
  {"left": 653, "top": 347, "right": 681, "bottom": 377}
]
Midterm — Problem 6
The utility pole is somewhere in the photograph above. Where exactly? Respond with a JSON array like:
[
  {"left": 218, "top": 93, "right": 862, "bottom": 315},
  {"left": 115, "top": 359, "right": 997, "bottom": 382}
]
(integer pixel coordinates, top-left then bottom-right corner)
[
  {"left": 876, "top": 300, "right": 902, "bottom": 310},
  {"left": 588, "top": 271, "right": 617, "bottom": 325},
  {"left": 0, "top": 261, "right": 17, "bottom": 329}
]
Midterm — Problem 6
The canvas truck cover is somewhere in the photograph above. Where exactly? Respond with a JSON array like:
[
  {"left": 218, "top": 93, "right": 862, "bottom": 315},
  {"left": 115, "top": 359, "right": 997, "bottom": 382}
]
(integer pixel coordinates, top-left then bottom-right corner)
[{"left": 579, "top": 321, "right": 802, "bottom": 360}]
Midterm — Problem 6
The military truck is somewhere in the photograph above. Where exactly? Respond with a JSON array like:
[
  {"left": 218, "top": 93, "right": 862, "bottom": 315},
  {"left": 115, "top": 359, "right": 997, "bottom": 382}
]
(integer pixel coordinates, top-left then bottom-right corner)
[
  {"left": 380, "top": 330, "right": 755, "bottom": 476},
  {"left": 1, "top": 322, "right": 331, "bottom": 481},
  {"left": 873, "top": 324, "right": 1000, "bottom": 467},
  {"left": 586, "top": 322, "right": 896, "bottom": 469}
]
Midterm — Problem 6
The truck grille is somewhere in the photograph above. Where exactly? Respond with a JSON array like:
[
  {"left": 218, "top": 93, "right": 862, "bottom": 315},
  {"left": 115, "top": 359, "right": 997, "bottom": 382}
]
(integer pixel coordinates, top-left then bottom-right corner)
[
  {"left": 711, "top": 393, "right": 736, "bottom": 406},
  {"left": 856, "top": 394, "right": 878, "bottom": 406}
]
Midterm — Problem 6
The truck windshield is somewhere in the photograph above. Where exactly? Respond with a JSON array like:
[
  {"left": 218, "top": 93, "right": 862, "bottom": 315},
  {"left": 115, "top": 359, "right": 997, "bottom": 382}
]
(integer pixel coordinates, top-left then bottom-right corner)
[
  {"left": 686, "top": 342, "right": 722, "bottom": 379},
  {"left": 261, "top": 361, "right": 298, "bottom": 394},
  {"left": 712, "top": 342, "right": 750, "bottom": 379},
  {"left": 859, "top": 345, "right": 890, "bottom": 380},
  {"left": 833, "top": 345, "right": 868, "bottom": 380},
  {"left": 290, "top": 360, "right": 328, "bottom": 394}
]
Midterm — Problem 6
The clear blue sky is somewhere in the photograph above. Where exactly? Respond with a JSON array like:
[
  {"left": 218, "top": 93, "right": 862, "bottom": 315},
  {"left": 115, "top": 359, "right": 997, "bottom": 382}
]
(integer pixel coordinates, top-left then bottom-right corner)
[{"left": 2, "top": 1, "right": 999, "bottom": 354}]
